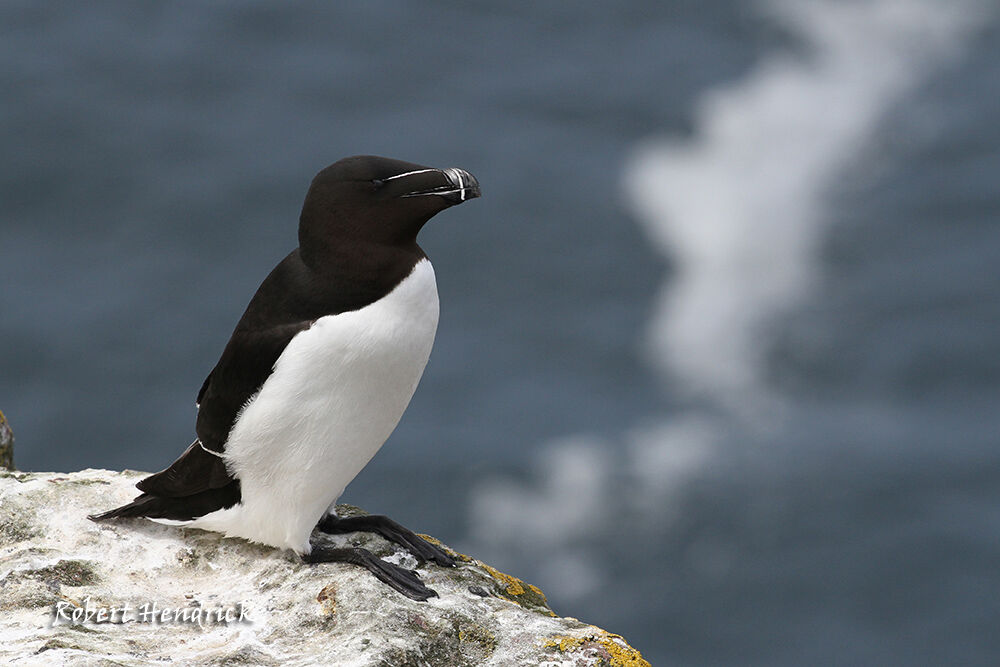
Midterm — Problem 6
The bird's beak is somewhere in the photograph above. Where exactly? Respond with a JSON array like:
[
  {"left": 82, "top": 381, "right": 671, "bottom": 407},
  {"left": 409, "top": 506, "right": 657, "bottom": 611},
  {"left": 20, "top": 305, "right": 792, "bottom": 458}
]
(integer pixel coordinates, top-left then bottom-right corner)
[
  {"left": 440, "top": 168, "right": 482, "bottom": 204},
  {"left": 400, "top": 168, "right": 481, "bottom": 205}
]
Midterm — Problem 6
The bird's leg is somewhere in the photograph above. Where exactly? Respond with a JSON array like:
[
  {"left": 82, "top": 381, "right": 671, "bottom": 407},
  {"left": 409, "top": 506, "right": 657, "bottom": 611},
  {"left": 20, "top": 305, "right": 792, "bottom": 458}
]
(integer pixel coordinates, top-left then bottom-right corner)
[
  {"left": 303, "top": 545, "right": 437, "bottom": 601},
  {"left": 316, "top": 514, "right": 456, "bottom": 567}
]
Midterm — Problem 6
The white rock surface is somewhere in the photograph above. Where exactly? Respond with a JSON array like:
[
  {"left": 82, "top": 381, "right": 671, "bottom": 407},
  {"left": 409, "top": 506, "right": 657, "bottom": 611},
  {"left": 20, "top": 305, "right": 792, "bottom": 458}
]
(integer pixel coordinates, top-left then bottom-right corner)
[{"left": 0, "top": 469, "right": 649, "bottom": 666}]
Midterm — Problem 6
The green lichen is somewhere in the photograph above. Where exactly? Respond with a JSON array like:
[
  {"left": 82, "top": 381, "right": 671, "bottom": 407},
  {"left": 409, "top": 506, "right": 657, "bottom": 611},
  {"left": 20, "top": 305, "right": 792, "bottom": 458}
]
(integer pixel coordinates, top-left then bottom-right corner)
[
  {"left": 25, "top": 559, "right": 99, "bottom": 587},
  {"left": 369, "top": 610, "right": 499, "bottom": 667},
  {"left": 216, "top": 646, "right": 279, "bottom": 666},
  {"left": 0, "top": 409, "right": 14, "bottom": 471},
  {"left": 36, "top": 638, "right": 84, "bottom": 653},
  {"left": 475, "top": 562, "right": 553, "bottom": 613},
  {"left": 65, "top": 622, "right": 102, "bottom": 634},
  {"left": 0, "top": 512, "right": 38, "bottom": 544},
  {"left": 68, "top": 478, "right": 112, "bottom": 486},
  {"left": 36, "top": 643, "right": 122, "bottom": 667},
  {"left": 0, "top": 471, "right": 35, "bottom": 483},
  {"left": 417, "top": 534, "right": 473, "bottom": 563},
  {"left": 332, "top": 503, "right": 369, "bottom": 518},
  {"left": 5, "top": 589, "right": 58, "bottom": 609},
  {"left": 175, "top": 547, "right": 201, "bottom": 568},
  {"left": 415, "top": 534, "right": 555, "bottom": 614},
  {"left": 379, "top": 634, "right": 467, "bottom": 667},
  {"left": 456, "top": 620, "right": 498, "bottom": 658}
]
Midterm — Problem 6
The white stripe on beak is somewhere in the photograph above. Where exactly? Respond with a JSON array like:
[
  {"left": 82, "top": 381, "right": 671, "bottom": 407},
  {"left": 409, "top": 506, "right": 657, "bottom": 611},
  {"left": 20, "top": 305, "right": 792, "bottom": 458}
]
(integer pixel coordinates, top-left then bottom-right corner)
[{"left": 382, "top": 168, "right": 439, "bottom": 182}]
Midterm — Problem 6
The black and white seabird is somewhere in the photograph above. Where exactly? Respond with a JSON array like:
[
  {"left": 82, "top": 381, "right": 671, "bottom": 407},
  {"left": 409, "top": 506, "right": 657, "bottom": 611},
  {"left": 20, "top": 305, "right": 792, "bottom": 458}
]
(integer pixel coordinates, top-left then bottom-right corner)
[{"left": 91, "top": 155, "right": 481, "bottom": 600}]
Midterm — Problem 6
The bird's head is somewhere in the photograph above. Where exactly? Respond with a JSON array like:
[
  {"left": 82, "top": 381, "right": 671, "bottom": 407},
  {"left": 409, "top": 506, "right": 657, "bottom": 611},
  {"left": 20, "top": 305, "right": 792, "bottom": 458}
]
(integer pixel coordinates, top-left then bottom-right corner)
[{"left": 298, "top": 155, "right": 480, "bottom": 266}]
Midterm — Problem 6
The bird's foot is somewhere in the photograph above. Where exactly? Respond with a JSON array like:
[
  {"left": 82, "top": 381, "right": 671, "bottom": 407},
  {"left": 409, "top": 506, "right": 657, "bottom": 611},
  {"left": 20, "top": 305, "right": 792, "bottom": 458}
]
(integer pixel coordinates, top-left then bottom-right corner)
[
  {"left": 303, "top": 545, "right": 437, "bottom": 601},
  {"left": 316, "top": 514, "right": 456, "bottom": 567}
]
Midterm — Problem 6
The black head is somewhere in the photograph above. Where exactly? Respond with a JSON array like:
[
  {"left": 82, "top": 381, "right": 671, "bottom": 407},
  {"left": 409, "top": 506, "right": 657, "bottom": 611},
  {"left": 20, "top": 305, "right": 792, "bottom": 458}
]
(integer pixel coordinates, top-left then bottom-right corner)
[{"left": 298, "top": 155, "right": 480, "bottom": 268}]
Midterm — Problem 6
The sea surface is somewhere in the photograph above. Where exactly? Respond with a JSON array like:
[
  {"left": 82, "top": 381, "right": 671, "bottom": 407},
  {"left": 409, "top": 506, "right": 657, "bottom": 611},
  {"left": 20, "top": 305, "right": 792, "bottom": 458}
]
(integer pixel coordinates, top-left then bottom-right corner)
[{"left": 2, "top": 1, "right": 999, "bottom": 664}]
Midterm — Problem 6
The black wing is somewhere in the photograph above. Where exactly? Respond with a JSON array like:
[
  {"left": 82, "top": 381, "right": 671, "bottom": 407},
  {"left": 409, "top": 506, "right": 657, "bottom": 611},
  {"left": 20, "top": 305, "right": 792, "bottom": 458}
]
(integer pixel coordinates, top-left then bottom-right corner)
[
  {"left": 91, "top": 252, "right": 314, "bottom": 520},
  {"left": 90, "top": 316, "right": 312, "bottom": 520},
  {"left": 133, "top": 319, "right": 312, "bottom": 493},
  {"left": 91, "top": 246, "right": 420, "bottom": 522}
]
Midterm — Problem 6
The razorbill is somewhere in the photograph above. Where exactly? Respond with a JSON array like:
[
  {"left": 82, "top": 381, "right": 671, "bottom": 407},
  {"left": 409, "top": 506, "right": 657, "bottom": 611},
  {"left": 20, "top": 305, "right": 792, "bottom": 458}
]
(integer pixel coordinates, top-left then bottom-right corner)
[{"left": 91, "top": 155, "right": 481, "bottom": 600}]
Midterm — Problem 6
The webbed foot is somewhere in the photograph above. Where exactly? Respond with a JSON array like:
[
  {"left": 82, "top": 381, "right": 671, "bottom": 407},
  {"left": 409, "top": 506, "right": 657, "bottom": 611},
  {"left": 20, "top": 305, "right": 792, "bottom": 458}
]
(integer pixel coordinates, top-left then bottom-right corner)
[
  {"left": 317, "top": 514, "right": 456, "bottom": 567},
  {"left": 303, "top": 545, "right": 437, "bottom": 601}
]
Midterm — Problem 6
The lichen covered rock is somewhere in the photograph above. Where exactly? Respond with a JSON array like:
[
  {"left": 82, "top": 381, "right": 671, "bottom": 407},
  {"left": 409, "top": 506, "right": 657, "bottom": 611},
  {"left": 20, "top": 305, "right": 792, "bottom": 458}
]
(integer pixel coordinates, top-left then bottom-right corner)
[
  {"left": 0, "top": 410, "right": 14, "bottom": 470},
  {"left": 0, "top": 469, "right": 649, "bottom": 666}
]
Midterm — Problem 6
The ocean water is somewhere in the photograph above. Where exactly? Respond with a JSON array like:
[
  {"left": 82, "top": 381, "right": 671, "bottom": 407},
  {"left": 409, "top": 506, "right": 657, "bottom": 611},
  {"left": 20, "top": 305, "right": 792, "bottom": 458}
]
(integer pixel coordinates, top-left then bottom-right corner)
[{"left": 2, "top": 1, "right": 999, "bottom": 664}]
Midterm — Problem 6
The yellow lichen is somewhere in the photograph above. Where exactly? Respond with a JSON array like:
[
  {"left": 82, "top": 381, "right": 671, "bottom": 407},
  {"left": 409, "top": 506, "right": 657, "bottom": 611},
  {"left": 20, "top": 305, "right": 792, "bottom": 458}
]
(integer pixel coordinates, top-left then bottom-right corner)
[
  {"left": 478, "top": 563, "right": 525, "bottom": 596},
  {"left": 543, "top": 630, "right": 651, "bottom": 667},
  {"left": 544, "top": 636, "right": 578, "bottom": 652},
  {"left": 416, "top": 534, "right": 553, "bottom": 613},
  {"left": 417, "top": 534, "right": 473, "bottom": 562},
  {"left": 458, "top": 623, "right": 497, "bottom": 652}
]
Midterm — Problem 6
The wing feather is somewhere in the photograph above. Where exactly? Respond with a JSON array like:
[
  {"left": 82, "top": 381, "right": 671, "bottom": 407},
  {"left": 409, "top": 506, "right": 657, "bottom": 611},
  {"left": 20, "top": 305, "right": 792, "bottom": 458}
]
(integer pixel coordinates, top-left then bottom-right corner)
[{"left": 93, "top": 246, "right": 422, "bottom": 521}]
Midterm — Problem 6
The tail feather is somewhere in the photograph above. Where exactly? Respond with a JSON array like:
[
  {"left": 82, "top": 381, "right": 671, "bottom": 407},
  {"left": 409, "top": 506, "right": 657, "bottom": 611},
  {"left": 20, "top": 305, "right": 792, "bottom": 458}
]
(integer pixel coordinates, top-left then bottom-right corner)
[
  {"left": 88, "top": 494, "right": 165, "bottom": 521},
  {"left": 88, "top": 481, "right": 241, "bottom": 523}
]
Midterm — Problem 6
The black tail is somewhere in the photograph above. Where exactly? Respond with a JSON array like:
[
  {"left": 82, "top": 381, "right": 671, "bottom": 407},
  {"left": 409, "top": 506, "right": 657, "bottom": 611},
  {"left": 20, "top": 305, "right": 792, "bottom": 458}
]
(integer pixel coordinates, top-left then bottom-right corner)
[
  {"left": 88, "top": 493, "right": 167, "bottom": 521},
  {"left": 88, "top": 482, "right": 241, "bottom": 523}
]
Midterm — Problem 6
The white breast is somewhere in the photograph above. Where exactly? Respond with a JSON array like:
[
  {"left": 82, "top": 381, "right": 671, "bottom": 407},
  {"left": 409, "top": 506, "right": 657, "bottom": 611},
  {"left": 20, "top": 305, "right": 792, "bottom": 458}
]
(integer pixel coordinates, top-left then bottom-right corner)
[{"left": 187, "top": 259, "right": 439, "bottom": 554}]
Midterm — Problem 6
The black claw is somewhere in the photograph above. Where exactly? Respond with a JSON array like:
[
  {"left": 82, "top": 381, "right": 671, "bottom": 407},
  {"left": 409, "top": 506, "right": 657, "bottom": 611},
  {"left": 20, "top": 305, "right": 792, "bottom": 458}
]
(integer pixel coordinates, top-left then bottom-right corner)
[
  {"left": 316, "top": 514, "right": 457, "bottom": 568},
  {"left": 304, "top": 545, "right": 438, "bottom": 601}
]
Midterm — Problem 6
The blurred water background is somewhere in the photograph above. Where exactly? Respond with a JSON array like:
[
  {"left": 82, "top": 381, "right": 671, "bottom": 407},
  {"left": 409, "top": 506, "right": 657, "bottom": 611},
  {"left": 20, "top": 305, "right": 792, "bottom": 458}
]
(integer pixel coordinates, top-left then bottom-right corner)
[{"left": 2, "top": 1, "right": 999, "bottom": 664}]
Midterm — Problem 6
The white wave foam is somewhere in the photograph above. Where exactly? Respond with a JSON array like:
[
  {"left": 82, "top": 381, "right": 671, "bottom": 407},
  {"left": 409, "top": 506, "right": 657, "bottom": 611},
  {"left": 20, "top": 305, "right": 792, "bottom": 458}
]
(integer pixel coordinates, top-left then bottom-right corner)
[
  {"left": 626, "top": 416, "right": 721, "bottom": 516},
  {"left": 463, "top": 437, "right": 611, "bottom": 601},
  {"left": 467, "top": 437, "right": 611, "bottom": 550},
  {"left": 624, "top": 0, "right": 982, "bottom": 407},
  {"left": 465, "top": 0, "right": 985, "bottom": 604}
]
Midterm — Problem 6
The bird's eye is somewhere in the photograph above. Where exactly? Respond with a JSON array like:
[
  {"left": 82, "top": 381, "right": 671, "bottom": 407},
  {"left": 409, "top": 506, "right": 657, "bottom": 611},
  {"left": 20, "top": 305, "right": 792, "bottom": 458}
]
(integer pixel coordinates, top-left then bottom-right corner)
[{"left": 371, "top": 179, "right": 385, "bottom": 190}]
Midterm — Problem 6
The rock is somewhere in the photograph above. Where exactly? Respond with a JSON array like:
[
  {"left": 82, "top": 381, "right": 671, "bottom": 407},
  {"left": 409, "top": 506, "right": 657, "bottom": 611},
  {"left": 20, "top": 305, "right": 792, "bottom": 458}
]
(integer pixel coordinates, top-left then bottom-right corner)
[
  {"left": 0, "top": 411, "right": 13, "bottom": 470},
  {"left": 0, "top": 469, "right": 649, "bottom": 666}
]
